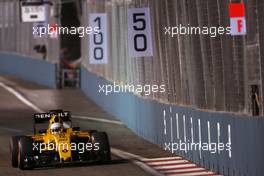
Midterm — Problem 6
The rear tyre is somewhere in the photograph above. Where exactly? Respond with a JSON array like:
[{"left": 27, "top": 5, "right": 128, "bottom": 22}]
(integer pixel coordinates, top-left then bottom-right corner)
[
  {"left": 92, "top": 132, "right": 111, "bottom": 162},
  {"left": 18, "top": 137, "right": 34, "bottom": 170},
  {"left": 10, "top": 136, "right": 20, "bottom": 167}
]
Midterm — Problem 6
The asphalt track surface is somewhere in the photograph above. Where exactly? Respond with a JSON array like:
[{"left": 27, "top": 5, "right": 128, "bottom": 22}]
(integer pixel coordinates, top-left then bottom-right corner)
[{"left": 0, "top": 75, "right": 173, "bottom": 176}]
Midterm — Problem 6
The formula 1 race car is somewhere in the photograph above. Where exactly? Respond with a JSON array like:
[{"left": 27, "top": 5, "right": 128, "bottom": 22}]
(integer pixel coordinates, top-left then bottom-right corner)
[{"left": 10, "top": 110, "right": 111, "bottom": 170}]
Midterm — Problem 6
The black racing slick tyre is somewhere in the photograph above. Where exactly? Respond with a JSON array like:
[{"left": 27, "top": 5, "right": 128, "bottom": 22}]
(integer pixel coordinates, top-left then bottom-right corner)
[
  {"left": 10, "top": 136, "right": 20, "bottom": 167},
  {"left": 71, "top": 136, "right": 90, "bottom": 161},
  {"left": 92, "top": 132, "right": 111, "bottom": 162},
  {"left": 18, "top": 137, "right": 34, "bottom": 170}
]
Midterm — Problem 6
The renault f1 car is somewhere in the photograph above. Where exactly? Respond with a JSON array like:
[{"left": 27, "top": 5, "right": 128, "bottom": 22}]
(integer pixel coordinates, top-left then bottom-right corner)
[{"left": 10, "top": 110, "right": 111, "bottom": 170}]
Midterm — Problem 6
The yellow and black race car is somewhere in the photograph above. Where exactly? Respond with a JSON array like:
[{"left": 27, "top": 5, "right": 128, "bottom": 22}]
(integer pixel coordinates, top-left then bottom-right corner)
[{"left": 10, "top": 110, "right": 111, "bottom": 170}]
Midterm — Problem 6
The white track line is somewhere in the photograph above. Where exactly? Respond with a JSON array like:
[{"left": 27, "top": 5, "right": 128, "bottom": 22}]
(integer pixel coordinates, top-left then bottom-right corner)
[
  {"left": 110, "top": 148, "right": 163, "bottom": 176},
  {"left": 0, "top": 82, "right": 43, "bottom": 113},
  {"left": 72, "top": 115, "right": 123, "bottom": 125},
  {"left": 0, "top": 126, "right": 23, "bottom": 133},
  {"left": 0, "top": 81, "right": 161, "bottom": 176}
]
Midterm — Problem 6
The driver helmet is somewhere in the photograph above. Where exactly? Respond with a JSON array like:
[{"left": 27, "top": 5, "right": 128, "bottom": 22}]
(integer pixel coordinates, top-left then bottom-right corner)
[{"left": 50, "top": 122, "right": 63, "bottom": 134}]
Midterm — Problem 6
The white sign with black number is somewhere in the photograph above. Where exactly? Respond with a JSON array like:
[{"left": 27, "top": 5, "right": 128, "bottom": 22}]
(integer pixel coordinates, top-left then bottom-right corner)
[
  {"left": 89, "top": 13, "right": 108, "bottom": 64},
  {"left": 21, "top": 5, "right": 46, "bottom": 22},
  {"left": 128, "top": 8, "right": 153, "bottom": 58}
]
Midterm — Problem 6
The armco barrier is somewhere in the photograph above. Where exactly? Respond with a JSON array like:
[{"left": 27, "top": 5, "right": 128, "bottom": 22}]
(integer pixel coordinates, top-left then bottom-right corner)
[
  {"left": 81, "top": 66, "right": 264, "bottom": 176},
  {"left": 0, "top": 53, "right": 56, "bottom": 88}
]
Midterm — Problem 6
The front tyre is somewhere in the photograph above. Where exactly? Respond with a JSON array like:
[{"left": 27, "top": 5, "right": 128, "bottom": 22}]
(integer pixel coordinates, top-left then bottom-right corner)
[
  {"left": 10, "top": 136, "right": 20, "bottom": 167},
  {"left": 92, "top": 132, "right": 111, "bottom": 162},
  {"left": 18, "top": 137, "right": 34, "bottom": 170}
]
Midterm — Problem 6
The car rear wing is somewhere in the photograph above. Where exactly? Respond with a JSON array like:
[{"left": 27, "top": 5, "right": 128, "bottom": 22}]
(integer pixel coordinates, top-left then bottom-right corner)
[
  {"left": 33, "top": 111, "right": 71, "bottom": 123},
  {"left": 33, "top": 110, "right": 71, "bottom": 134}
]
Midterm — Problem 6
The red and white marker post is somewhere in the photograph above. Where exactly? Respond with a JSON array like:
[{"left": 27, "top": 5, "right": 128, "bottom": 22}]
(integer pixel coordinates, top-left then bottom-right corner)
[{"left": 229, "top": 3, "right": 246, "bottom": 36}]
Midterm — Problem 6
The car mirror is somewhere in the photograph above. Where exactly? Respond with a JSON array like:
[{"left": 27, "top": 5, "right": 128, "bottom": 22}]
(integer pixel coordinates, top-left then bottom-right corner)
[
  {"left": 38, "top": 129, "right": 46, "bottom": 134},
  {"left": 72, "top": 127, "right": 80, "bottom": 131}
]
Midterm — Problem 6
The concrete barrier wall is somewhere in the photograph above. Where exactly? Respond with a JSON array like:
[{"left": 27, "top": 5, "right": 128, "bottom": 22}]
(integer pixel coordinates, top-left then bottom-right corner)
[
  {"left": 0, "top": 53, "right": 56, "bottom": 88},
  {"left": 81, "top": 66, "right": 264, "bottom": 176}
]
